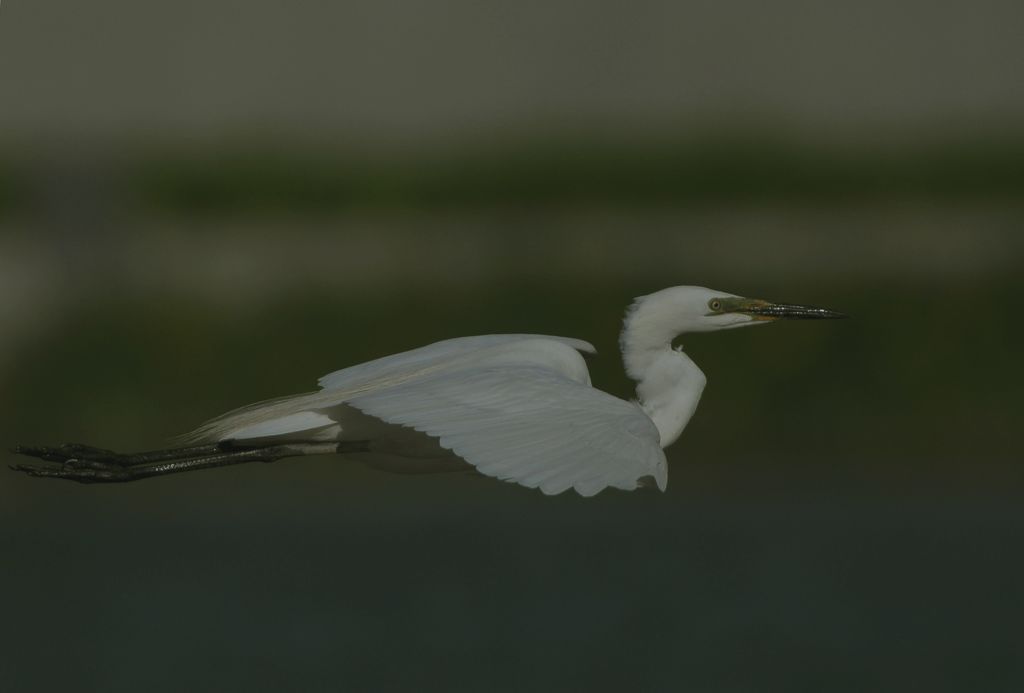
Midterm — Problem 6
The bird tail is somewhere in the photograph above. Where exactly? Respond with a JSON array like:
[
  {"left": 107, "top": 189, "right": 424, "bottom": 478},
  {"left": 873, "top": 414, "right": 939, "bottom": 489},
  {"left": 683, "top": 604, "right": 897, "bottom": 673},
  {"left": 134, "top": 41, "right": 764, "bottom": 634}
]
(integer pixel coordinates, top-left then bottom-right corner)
[{"left": 175, "top": 390, "right": 338, "bottom": 444}]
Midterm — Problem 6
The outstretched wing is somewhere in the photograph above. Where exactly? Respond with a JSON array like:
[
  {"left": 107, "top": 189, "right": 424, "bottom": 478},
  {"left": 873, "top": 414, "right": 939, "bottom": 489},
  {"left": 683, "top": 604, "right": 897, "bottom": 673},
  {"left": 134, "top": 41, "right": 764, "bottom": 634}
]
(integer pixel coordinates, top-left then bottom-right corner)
[
  {"left": 317, "top": 334, "right": 596, "bottom": 391},
  {"left": 186, "top": 334, "right": 595, "bottom": 443},
  {"left": 185, "top": 334, "right": 665, "bottom": 496},
  {"left": 347, "top": 365, "right": 666, "bottom": 497}
]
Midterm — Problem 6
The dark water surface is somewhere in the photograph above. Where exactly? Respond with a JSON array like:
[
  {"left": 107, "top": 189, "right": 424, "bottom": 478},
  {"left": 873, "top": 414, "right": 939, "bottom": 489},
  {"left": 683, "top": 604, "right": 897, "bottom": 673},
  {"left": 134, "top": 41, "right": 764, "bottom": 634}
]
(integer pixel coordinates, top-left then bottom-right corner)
[{"left": 4, "top": 460, "right": 1022, "bottom": 692}]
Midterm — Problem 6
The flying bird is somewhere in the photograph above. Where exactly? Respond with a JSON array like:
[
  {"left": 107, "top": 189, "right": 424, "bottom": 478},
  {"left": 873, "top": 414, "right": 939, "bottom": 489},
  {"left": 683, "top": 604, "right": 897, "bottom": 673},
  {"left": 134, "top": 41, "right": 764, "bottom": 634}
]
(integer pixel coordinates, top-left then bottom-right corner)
[{"left": 12, "top": 286, "right": 844, "bottom": 496}]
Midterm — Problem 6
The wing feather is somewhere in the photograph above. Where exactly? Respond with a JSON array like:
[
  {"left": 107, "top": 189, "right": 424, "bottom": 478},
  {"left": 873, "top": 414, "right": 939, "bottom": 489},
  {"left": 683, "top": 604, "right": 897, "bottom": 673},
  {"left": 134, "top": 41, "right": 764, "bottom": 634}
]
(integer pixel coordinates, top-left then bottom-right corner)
[
  {"left": 184, "top": 334, "right": 666, "bottom": 497},
  {"left": 318, "top": 334, "right": 595, "bottom": 391},
  {"left": 185, "top": 334, "right": 594, "bottom": 443},
  {"left": 347, "top": 365, "right": 666, "bottom": 496}
]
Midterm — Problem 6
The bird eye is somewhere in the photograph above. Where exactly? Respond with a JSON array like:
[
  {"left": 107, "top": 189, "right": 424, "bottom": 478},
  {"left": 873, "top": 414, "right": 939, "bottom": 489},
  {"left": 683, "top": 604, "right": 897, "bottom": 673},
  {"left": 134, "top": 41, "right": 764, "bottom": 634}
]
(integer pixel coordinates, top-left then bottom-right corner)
[{"left": 709, "top": 299, "right": 723, "bottom": 312}]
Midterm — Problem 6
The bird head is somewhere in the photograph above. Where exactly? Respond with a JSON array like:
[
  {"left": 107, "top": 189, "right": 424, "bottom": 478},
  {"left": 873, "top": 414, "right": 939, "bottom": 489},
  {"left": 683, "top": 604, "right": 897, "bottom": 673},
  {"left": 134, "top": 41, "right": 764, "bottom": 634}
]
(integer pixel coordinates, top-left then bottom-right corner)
[
  {"left": 699, "top": 289, "right": 846, "bottom": 331},
  {"left": 627, "top": 286, "right": 846, "bottom": 337}
]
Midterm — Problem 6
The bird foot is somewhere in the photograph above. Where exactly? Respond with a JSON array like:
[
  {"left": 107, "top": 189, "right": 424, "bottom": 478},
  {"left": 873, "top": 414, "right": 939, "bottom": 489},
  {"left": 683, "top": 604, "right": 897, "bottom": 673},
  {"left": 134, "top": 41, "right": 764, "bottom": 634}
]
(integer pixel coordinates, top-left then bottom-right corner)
[{"left": 10, "top": 443, "right": 133, "bottom": 483}]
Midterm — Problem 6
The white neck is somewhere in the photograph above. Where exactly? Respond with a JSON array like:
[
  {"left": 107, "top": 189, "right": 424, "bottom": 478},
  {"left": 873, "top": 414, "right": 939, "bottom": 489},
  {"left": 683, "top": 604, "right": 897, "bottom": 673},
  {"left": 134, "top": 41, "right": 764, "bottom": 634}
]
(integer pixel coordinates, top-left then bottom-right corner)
[{"left": 620, "top": 297, "right": 707, "bottom": 448}]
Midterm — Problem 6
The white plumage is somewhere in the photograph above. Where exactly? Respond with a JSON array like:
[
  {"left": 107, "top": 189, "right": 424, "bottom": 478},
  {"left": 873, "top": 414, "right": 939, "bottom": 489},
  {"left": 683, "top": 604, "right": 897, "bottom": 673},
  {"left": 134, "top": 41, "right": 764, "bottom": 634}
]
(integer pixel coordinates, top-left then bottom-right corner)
[
  {"left": 12, "top": 286, "right": 843, "bottom": 492},
  {"left": 189, "top": 335, "right": 667, "bottom": 496},
  {"left": 176, "top": 286, "right": 844, "bottom": 496}
]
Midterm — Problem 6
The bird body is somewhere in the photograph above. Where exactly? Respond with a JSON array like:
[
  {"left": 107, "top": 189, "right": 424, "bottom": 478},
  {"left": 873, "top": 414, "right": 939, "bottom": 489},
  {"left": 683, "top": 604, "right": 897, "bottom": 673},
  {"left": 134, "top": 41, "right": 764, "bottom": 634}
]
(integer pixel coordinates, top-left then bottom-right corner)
[
  {"left": 192, "top": 334, "right": 596, "bottom": 442},
  {"left": 13, "top": 286, "right": 845, "bottom": 495},
  {"left": 189, "top": 334, "right": 667, "bottom": 496}
]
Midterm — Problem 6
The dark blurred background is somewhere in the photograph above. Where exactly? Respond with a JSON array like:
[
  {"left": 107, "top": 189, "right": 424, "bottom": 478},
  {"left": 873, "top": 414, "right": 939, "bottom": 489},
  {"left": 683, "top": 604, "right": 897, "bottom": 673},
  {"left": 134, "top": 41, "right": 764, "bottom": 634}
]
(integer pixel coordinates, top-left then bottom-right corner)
[{"left": 1, "top": 1, "right": 1022, "bottom": 691}]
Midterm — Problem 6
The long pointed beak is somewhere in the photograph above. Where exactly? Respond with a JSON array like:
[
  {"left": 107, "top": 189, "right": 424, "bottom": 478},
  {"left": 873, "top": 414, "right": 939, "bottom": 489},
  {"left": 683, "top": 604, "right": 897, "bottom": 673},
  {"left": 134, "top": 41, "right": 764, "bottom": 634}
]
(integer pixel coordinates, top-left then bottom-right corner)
[{"left": 742, "top": 300, "right": 847, "bottom": 320}]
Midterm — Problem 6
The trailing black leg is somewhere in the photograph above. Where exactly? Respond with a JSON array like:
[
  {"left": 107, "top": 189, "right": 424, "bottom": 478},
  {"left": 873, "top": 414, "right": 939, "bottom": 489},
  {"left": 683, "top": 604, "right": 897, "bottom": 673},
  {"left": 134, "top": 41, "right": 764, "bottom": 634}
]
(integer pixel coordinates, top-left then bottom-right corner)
[
  {"left": 9, "top": 440, "right": 369, "bottom": 483},
  {"left": 11, "top": 442, "right": 226, "bottom": 467}
]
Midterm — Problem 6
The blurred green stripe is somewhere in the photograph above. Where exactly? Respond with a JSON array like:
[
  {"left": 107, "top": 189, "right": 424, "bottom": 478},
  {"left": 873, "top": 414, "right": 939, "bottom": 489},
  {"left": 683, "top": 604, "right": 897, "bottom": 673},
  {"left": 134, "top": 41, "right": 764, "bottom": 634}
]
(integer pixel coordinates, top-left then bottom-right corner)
[{"left": 2, "top": 133, "right": 1024, "bottom": 217}]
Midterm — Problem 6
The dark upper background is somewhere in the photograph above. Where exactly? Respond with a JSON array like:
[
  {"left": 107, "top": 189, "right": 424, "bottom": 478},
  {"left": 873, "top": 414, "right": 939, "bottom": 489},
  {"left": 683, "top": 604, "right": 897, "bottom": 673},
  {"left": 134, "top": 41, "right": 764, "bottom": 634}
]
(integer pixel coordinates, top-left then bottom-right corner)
[{"left": 1, "top": 2, "right": 1022, "bottom": 691}]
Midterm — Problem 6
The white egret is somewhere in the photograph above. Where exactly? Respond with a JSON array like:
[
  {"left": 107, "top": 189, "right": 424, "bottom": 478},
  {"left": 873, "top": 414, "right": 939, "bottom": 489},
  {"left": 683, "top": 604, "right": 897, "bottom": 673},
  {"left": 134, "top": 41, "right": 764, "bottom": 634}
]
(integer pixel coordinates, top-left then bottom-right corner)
[{"left": 12, "top": 286, "right": 844, "bottom": 496}]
